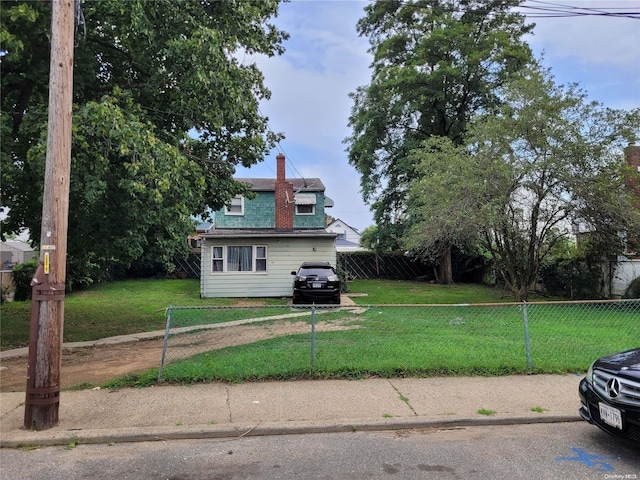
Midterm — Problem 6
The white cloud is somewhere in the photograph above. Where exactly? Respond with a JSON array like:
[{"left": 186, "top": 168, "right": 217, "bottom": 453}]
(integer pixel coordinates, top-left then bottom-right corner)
[
  {"left": 257, "top": 55, "right": 363, "bottom": 150},
  {"left": 255, "top": 0, "right": 371, "bottom": 151},
  {"left": 527, "top": 4, "right": 640, "bottom": 73},
  {"left": 524, "top": 1, "right": 640, "bottom": 108},
  {"left": 239, "top": 0, "right": 639, "bottom": 233}
]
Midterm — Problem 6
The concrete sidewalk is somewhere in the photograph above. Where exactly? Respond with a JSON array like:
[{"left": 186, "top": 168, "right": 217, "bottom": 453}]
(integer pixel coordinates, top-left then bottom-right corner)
[{"left": 0, "top": 375, "right": 583, "bottom": 448}]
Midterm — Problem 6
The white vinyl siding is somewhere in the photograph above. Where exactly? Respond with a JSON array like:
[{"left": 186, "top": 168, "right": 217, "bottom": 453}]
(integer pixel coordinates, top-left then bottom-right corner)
[{"left": 201, "top": 237, "right": 336, "bottom": 297}]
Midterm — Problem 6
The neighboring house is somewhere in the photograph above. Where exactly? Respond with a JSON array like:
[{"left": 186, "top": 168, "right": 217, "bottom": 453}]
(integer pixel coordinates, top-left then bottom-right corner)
[
  {"left": 624, "top": 144, "right": 640, "bottom": 256},
  {"left": 188, "top": 222, "right": 213, "bottom": 254},
  {"left": 1, "top": 240, "right": 36, "bottom": 296},
  {"left": 200, "top": 153, "right": 337, "bottom": 297},
  {"left": 0, "top": 240, "right": 36, "bottom": 268},
  {"left": 326, "top": 219, "right": 366, "bottom": 252},
  {"left": 607, "top": 259, "right": 640, "bottom": 297},
  {"left": 604, "top": 144, "right": 640, "bottom": 297}
]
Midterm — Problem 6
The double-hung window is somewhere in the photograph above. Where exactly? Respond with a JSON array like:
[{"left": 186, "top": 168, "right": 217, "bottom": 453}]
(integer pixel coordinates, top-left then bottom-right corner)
[
  {"left": 212, "top": 246, "right": 223, "bottom": 271},
  {"left": 255, "top": 246, "right": 267, "bottom": 271},
  {"left": 224, "top": 195, "right": 244, "bottom": 215},
  {"left": 212, "top": 245, "right": 267, "bottom": 272}
]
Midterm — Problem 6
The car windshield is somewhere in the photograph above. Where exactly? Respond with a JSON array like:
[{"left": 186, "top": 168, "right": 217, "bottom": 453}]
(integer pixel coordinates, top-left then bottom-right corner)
[{"left": 299, "top": 267, "right": 334, "bottom": 277}]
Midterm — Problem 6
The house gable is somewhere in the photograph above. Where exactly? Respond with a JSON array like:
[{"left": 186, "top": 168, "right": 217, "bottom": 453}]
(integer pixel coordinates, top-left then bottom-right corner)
[
  {"left": 213, "top": 153, "right": 329, "bottom": 230},
  {"left": 326, "top": 218, "right": 365, "bottom": 252}
]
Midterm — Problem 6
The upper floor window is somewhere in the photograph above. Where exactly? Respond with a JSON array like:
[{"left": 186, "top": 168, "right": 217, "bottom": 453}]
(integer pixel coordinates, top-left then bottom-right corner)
[
  {"left": 295, "top": 193, "right": 316, "bottom": 215},
  {"left": 295, "top": 204, "right": 315, "bottom": 215},
  {"left": 224, "top": 195, "right": 244, "bottom": 215}
]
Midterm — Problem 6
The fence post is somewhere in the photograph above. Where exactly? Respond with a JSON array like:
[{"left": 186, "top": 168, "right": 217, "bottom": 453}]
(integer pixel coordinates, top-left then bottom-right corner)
[
  {"left": 158, "top": 306, "right": 173, "bottom": 382},
  {"left": 311, "top": 305, "right": 316, "bottom": 371},
  {"left": 522, "top": 302, "right": 532, "bottom": 370}
]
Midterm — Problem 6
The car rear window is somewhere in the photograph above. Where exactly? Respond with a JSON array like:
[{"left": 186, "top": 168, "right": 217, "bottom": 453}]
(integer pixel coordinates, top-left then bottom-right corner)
[{"left": 299, "top": 267, "right": 334, "bottom": 277}]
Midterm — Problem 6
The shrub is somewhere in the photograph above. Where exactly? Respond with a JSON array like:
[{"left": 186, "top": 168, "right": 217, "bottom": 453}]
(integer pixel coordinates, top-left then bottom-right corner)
[
  {"left": 623, "top": 276, "right": 640, "bottom": 299},
  {"left": 11, "top": 259, "right": 39, "bottom": 301},
  {"left": 540, "top": 257, "right": 603, "bottom": 299},
  {"left": 1, "top": 284, "right": 11, "bottom": 303},
  {"left": 336, "top": 264, "right": 350, "bottom": 293}
]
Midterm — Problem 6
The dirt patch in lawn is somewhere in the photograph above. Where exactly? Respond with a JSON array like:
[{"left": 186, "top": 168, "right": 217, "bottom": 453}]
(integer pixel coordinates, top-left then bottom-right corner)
[{"left": 0, "top": 318, "right": 360, "bottom": 392}]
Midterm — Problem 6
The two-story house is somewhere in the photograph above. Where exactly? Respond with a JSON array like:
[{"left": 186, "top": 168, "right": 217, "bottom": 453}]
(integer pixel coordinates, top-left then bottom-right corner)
[{"left": 200, "top": 153, "right": 337, "bottom": 297}]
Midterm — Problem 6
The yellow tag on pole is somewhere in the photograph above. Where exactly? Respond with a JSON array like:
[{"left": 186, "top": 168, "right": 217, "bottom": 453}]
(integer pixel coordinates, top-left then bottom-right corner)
[{"left": 44, "top": 252, "right": 50, "bottom": 274}]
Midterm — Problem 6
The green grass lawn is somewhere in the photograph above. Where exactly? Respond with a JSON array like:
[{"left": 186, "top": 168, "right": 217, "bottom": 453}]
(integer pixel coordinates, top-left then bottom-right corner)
[
  {"left": 0, "top": 279, "right": 286, "bottom": 350},
  {"left": 348, "top": 279, "right": 526, "bottom": 304},
  {"left": 0, "top": 278, "right": 519, "bottom": 350},
  {"left": 3, "top": 278, "right": 636, "bottom": 388},
  {"left": 108, "top": 300, "right": 639, "bottom": 388}
]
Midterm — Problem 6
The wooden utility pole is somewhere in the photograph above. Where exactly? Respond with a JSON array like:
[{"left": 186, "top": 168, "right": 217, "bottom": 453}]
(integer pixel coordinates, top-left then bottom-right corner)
[{"left": 24, "top": 0, "right": 75, "bottom": 430}]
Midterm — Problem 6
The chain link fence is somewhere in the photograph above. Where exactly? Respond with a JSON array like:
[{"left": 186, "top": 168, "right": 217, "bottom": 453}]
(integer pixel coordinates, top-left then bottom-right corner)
[{"left": 157, "top": 300, "right": 639, "bottom": 383}]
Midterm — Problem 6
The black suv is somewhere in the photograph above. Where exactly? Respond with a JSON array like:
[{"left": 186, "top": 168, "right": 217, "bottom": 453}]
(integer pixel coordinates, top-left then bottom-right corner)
[
  {"left": 579, "top": 348, "right": 640, "bottom": 444},
  {"left": 291, "top": 262, "right": 341, "bottom": 304}
]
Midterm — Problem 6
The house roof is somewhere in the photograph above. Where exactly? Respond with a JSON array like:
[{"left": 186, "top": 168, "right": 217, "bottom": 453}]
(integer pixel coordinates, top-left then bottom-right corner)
[
  {"left": 201, "top": 228, "right": 336, "bottom": 239},
  {"left": 237, "top": 178, "right": 325, "bottom": 192},
  {"left": 336, "top": 238, "right": 361, "bottom": 248},
  {"left": 0, "top": 240, "right": 34, "bottom": 252},
  {"left": 195, "top": 222, "right": 213, "bottom": 232},
  {"left": 327, "top": 218, "right": 360, "bottom": 233}
]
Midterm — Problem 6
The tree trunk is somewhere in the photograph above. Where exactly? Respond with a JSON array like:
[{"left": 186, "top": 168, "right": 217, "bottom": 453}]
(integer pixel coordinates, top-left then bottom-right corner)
[{"left": 438, "top": 246, "right": 453, "bottom": 285}]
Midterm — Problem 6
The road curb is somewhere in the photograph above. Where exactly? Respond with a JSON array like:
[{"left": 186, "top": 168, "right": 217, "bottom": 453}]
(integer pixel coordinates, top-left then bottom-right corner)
[{"left": 0, "top": 415, "right": 582, "bottom": 448}]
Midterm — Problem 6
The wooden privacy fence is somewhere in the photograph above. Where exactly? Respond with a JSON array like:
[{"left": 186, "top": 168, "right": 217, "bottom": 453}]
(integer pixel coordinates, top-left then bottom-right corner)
[
  {"left": 173, "top": 252, "right": 433, "bottom": 281},
  {"left": 173, "top": 254, "right": 201, "bottom": 279},
  {"left": 337, "top": 252, "right": 433, "bottom": 281}
]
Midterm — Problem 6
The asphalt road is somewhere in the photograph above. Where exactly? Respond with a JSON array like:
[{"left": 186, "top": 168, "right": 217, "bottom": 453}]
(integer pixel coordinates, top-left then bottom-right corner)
[{"left": 1, "top": 422, "right": 638, "bottom": 480}]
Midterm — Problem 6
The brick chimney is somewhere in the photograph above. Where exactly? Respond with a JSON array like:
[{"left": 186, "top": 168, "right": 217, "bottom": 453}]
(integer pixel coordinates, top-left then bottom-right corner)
[{"left": 275, "top": 153, "right": 294, "bottom": 230}]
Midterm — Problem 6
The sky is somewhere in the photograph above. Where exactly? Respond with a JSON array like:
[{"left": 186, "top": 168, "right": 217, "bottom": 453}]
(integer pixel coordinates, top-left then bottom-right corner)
[{"left": 235, "top": 0, "right": 640, "bottom": 233}]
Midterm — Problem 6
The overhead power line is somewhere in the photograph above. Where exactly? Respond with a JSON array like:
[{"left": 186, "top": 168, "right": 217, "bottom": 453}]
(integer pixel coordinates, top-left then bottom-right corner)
[
  {"left": 398, "top": 0, "right": 640, "bottom": 19},
  {"left": 257, "top": 106, "right": 308, "bottom": 185},
  {"left": 519, "top": 0, "right": 640, "bottom": 19}
]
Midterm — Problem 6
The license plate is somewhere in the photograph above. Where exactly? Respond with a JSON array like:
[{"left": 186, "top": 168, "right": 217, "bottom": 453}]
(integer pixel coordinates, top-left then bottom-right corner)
[
  {"left": 599, "top": 402, "right": 623, "bottom": 430},
  {"left": 312, "top": 282, "right": 322, "bottom": 288}
]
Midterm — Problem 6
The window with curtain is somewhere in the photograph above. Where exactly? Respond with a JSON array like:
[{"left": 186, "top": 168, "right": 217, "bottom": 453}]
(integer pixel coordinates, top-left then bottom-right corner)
[
  {"left": 227, "top": 246, "right": 252, "bottom": 271},
  {"left": 211, "top": 245, "right": 268, "bottom": 272}
]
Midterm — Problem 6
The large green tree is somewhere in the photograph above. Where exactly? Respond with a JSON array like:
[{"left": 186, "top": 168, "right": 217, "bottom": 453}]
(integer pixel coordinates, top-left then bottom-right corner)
[
  {"left": 345, "top": 0, "right": 533, "bottom": 284},
  {"left": 1, "top": 0, "right": 287, "bottom": 286},
  {"left": 404, "top": 65, "right": 640, "bottom": 301}
]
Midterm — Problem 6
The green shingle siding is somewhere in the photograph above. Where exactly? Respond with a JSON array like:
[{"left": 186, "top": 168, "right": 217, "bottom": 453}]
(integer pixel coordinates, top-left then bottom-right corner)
[
  {"left": 215, "top": 192, "right": 276, "bottom": 228},
  {"left": 216, "top": 192, "right": 325, "bottom": 229},
  {"left": 293, "top": 194, "right": 325, "bottom": 228}
]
